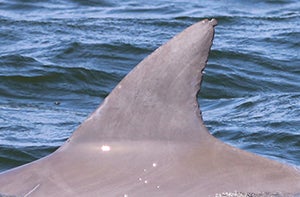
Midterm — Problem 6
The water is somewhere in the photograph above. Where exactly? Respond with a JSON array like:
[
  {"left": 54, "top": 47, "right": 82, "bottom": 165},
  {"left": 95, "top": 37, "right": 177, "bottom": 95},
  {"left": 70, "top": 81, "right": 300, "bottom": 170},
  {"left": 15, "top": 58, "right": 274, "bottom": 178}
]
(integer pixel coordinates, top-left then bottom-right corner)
[{"left": 0, "top": 0, "right": 299, "bottom": 172}]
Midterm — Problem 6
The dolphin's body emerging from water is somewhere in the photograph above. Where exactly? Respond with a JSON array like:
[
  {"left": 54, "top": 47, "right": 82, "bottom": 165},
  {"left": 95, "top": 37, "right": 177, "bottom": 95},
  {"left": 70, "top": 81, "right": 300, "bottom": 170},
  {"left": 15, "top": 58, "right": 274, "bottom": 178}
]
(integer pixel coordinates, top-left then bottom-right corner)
[{"left": 0, "top": 19, "right": 299, "bottom": 196}]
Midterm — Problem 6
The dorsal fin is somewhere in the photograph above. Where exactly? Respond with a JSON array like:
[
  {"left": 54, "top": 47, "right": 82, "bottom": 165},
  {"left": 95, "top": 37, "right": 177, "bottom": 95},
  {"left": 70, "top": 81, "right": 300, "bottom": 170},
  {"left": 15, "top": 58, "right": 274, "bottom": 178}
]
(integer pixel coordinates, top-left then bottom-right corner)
[{"left": 68, "top": 19, "right": 217, "bottom": 144}]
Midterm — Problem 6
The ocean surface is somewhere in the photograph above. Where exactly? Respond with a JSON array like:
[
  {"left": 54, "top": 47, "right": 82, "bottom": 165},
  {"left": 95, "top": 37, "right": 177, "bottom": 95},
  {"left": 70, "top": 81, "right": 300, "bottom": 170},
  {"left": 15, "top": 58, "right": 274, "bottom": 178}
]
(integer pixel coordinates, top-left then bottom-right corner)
[{"left": 0, "top": 0, "right": 299, "bottom": 173}]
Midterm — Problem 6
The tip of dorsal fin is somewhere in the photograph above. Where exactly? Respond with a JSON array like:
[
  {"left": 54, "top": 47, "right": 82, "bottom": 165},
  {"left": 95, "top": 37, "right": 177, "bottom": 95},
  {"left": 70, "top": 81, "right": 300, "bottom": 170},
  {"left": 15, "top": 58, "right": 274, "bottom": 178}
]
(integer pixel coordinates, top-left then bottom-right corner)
[
  {"left": 68, "top": 19, "right": 217, "bottom": 144},
  {"left": 209, "top": 18, "right": 218, "bottom": 26}
]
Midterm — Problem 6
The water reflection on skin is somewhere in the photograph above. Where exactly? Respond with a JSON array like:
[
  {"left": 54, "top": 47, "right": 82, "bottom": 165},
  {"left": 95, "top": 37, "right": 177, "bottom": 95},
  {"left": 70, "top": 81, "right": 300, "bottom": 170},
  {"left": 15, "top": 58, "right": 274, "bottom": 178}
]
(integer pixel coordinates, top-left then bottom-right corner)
[
  {"left": 95, "top": 143, "right": 163, "bottom": 196},
  {"left": 100, "top": 145, "right": 111, "bottom": 152},
  {"left": 138, "top": 162, "right": 161, "bottom": 191}
]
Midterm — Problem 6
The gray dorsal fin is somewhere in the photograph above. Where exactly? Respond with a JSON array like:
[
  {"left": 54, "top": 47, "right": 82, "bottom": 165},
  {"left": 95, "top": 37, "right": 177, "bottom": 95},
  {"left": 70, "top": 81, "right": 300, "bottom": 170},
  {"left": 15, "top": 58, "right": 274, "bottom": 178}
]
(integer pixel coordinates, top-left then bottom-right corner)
[{"left": 68, "top": 19, "right": 217, "bottom": 144}]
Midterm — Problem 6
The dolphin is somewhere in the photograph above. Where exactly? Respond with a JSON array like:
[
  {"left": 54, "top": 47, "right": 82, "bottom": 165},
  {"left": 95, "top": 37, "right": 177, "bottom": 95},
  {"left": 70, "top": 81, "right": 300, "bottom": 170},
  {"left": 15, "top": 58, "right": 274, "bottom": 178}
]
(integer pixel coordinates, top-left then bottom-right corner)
[{"left": 0, "top": 19, "right": 299, "bottom": 197}]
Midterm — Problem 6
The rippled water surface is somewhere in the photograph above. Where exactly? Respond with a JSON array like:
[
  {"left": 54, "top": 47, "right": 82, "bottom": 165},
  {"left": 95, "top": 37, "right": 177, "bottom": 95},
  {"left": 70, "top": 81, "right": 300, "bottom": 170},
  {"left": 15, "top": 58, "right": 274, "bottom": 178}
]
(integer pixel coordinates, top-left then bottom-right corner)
[{"left": 0, "top": 0, "right": 299, "bottom": 172}]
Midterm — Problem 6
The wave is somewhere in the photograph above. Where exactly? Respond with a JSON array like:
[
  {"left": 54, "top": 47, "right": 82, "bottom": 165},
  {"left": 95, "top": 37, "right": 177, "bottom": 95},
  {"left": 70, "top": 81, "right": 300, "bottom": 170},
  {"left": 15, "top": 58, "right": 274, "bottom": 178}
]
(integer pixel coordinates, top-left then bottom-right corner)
[
  {"left": 200, "top": 92, "right": 300, "bottom": 166},
  {"left": 0, "top": 55, "right": 122, "bottom": 100},
  {"left": 0, "top": 145, "right": 57, "bottom": 172}
]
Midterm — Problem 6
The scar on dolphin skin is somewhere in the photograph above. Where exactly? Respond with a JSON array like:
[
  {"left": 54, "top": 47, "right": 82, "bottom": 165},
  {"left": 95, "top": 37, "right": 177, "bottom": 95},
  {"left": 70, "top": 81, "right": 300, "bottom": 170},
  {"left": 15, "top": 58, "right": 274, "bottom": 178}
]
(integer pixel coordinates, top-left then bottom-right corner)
[
  {"left": 23, "top": 184, "right": 40, "bottom": 197},
  {"left": 0, "top": 184, "right": 40, "bottom": 197}
]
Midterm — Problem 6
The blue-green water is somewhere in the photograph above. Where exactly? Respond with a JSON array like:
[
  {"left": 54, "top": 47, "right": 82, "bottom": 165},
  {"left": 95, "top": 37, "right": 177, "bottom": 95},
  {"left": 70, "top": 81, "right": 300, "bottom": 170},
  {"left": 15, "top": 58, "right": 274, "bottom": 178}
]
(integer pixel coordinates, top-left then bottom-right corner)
[{"left": 0, "top": 0, "right": 299, "bottom": 172}]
